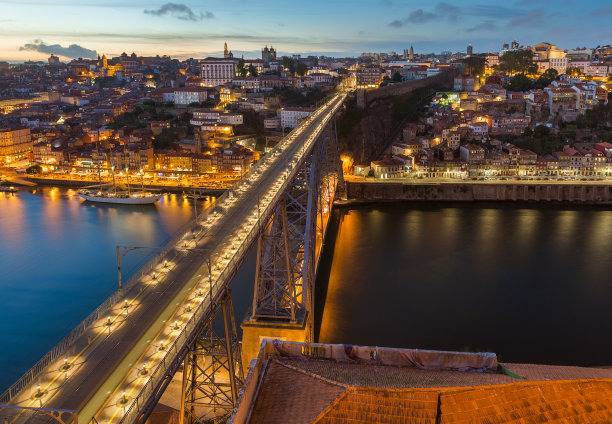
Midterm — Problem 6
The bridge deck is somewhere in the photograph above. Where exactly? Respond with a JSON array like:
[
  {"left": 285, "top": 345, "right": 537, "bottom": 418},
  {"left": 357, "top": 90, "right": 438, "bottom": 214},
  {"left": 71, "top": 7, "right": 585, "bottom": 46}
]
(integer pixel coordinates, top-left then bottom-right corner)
[{"left": 4, "top": 92, "right": 348, "bottom": 424}]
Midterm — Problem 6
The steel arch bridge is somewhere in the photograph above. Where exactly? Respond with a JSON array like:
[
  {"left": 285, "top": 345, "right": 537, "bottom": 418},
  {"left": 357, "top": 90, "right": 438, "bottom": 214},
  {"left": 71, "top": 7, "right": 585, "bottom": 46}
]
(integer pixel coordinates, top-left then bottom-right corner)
[{"left": 1, "top": 91, "right": 348, "bottom": 424}]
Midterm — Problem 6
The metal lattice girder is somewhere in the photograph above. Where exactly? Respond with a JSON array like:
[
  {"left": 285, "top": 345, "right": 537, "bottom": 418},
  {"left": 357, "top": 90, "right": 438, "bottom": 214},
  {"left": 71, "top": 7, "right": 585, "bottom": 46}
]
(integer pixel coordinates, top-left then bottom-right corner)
[
  {"left": 251, "top": 126, "right": 344, "bottom": 336},
  {"left": 180, "top": 291, "right": 243, "bottom": 424}
]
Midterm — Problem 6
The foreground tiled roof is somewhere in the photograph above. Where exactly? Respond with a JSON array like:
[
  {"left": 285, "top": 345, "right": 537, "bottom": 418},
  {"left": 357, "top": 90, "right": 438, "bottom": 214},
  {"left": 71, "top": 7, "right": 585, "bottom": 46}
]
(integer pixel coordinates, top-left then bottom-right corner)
[
  {"left": 313, "top": 380, "right": 612, "bottom": 424},
  {"left": 249, "top": 359, "right": 347, "bottom": 424},
  {"left": 248, "top": 358, "right": 612, "bottom": 423}
]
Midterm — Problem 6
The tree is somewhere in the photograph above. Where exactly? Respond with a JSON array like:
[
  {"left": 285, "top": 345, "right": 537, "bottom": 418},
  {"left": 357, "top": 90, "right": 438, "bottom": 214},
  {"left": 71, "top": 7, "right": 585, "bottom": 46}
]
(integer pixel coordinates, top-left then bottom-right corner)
[
  {"left": 236, "top": 59, "right": 247, "bottom": 77},
  {"left": 296, "top": 62, "right": 308, "bottom": 77},
  {"left": 247, "top": 64, "right": 258, "bottom": 77},
  {"left": 379, "top": 75, "right": 391, "bottom": 87},
  {"left": 464, "top": 54, "right": 486, "bottom": 76},
  {"left": 506, "top": 73, "right": 532, "bottom": 92},
  {"left": 392, "top": 71, "right": 402, "bottom": 83},
  {"left": 536, "top": 68, "right": 559, "bottom": 88},
  {"left": 534, "top": 125, "right": 550, "bottom": 138},
  {"left": 282, "top": 56, "right": 295, "bottom": 74},
  {"left": 499, "top": 50, "right": 538, "bottom": 75},
  {"left": 567, "top": 67, "right": 582, "bottom": 77}
]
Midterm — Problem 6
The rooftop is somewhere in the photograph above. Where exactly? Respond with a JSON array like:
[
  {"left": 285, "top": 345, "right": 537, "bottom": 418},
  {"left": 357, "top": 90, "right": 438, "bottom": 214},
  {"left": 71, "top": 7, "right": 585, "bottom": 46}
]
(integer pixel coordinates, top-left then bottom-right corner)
[{"left": 231, "top": 341, "right": 612, "bottom": 424}]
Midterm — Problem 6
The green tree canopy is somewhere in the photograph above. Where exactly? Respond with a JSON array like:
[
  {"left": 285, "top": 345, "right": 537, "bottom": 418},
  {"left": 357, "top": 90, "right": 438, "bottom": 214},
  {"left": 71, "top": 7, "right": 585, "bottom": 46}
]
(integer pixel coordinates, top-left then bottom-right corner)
[
  {"left": 282, "top": 56, "right": 295, "bottom": 74},
  {"left": 567, "top": 67, "right": 582, "bottom": 77},
  {"left": 236, "top": 59, "right": 247, "bottom": 77},
  {"left": 296, "top": 62, "right": 308, "bottom": 77},
  {"left": 534, "top": 125, "right": 551, "bottom": 138},
  {"left": 499, "top": 50, "right": 538, "bottom": 75},
  {"left": 392, "top": 71, "right": 402, "bottom": 82},
  {"left": 464, "top": 54, "right": 486, "bottom": 76},
  {"left": 506, "top": 73, "right": 533, "bottom": 92},
  {"left": 247, "top": 64, "right": 258, "bottom": 77},
  {"left": 538, "top": 68, "right": 559, "bottom": 85}
]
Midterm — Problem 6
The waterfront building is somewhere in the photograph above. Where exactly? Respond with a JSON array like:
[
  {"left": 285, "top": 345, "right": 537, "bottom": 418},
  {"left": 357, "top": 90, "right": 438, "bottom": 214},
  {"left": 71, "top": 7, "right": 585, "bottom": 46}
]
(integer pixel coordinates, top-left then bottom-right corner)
[
  {"left": 371, "top": 157, "right": 407, "bottom": 178},
  {"left": 0, "top": 126, "right": 32, "bottom": 165}
]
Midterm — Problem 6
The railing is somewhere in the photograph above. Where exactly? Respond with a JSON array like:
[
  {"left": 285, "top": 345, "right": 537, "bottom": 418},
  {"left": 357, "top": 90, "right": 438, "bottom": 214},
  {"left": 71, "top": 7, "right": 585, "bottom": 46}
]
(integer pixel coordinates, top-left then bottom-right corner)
[
  {"left": 0, "top": 195, "right": 212, "bottom": 404},
  {"left": 118, "top": 93, "right": 346, "bottom": 424},
  {"left": 0, "top": 91, "right": 346, "bottom": 412}
]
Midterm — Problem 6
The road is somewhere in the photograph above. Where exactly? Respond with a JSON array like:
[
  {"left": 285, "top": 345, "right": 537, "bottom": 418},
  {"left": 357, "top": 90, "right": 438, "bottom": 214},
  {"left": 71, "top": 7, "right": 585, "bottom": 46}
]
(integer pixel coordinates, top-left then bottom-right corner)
[{"left": 4, "top": 91, "right": 348, "bottom": 424}]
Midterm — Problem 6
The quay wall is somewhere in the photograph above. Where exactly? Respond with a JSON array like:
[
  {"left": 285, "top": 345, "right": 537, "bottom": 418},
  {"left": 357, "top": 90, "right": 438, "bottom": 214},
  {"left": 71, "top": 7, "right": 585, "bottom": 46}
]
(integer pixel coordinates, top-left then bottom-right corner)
[
  {"left": 344, "top": 181, "right": 612, "bottom": 205},
  {"left": 19, "top": 177, "right": 225, "bottom": 195}
]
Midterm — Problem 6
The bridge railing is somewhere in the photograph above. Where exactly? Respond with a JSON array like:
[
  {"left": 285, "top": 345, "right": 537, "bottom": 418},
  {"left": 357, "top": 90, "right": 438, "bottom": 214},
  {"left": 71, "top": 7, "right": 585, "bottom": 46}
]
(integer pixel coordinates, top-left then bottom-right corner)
[
  {"left": 0, "top": 92, "right": 344, "bottom": 411},
  {"left": 0, "top": 196, "right": 209, "bottom": 404},
  {"left": 118, "top": 94, "right": 345, "bottom": 424}
]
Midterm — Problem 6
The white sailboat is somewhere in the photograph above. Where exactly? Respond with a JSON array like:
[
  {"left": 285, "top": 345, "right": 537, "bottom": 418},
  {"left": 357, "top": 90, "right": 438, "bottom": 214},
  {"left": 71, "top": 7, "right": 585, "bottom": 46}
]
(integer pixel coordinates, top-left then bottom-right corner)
[{"left": 79, "top": 150, "right": 161, "bottom": 205}]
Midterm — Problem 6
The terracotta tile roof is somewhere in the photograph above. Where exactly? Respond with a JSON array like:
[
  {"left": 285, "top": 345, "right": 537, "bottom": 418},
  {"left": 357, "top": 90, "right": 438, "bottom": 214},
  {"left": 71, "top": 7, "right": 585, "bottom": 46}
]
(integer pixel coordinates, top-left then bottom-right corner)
[
  {"left": 282, "top": 358, "right": 517, "bottom": 389},
  {"left": 314, "top": 387, "right": 439, "bottom": 424},
  {"left": 439, "top": 379, "right": 612, "bottom": 423},
  {"left": 311, "top": 380, "right": 612, "bottom": 424},
  {"left": 235, "top": 342, "right": 612, "bottom": 424},
  {"left": 249, "top": 359, "right": 346, "bottom": 424}
]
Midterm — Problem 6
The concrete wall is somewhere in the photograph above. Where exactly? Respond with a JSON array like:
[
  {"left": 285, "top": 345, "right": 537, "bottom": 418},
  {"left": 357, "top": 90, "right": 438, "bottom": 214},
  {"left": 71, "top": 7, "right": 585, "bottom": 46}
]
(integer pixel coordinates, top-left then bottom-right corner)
[
  {"left": 345, "top": 181, "right": 612, "bottom": 205},
  {"left": 357, "top": 70, "right": 456, "bottom": 109}
]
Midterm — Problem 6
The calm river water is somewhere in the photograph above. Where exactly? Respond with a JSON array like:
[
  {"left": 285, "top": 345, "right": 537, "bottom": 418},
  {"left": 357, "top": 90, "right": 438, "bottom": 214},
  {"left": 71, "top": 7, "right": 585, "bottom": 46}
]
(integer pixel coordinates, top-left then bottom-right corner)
[
  {"left": 1, "top": 189, "right": 611, "bottom": 391},
  {"left": 315, "top": 204, "right": 612, "bottom": 366}
]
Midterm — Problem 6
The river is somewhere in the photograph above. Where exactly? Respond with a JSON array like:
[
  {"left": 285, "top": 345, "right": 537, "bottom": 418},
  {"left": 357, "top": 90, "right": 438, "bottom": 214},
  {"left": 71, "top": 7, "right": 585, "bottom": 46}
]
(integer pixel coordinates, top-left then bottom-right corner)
[
  {"left": 315, "top": 203, "right": 612, "bottom": 366},
  {"left": 0, "top": 187, "right": 256, "bottom": 392},
  {"left": 1, "top": 189, "right": 610, "bottom": 391}
]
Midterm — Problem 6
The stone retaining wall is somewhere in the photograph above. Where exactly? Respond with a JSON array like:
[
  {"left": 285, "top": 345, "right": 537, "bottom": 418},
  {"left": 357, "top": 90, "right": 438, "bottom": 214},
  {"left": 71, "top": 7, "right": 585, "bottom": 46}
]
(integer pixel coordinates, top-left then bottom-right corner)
[{"left": 345, "top": 181, "right": 612, "bottom": 205}]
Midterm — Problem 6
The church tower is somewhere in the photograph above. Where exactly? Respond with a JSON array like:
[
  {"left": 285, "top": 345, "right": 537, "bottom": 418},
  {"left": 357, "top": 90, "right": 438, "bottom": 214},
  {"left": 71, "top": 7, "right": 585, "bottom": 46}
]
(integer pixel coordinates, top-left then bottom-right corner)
[
  {"left": 409, "top": 46, "right": 414, "bottom": 60},
  {"left": 102, "top": 54, "right": 108, "bottom": 68},
  {"left": 224, "top": 42, "right": 229, "bottom": 58}
]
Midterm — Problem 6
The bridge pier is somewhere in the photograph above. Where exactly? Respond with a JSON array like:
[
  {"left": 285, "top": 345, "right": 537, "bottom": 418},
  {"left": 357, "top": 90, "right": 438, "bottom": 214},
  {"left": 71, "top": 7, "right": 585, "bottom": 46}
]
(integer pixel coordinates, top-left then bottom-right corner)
[
  {"left": 241, "top": 127, "right": 344, "bottom": 371},
  {"left": 179, "top": 289, "right": 243, "bottom": 424}
]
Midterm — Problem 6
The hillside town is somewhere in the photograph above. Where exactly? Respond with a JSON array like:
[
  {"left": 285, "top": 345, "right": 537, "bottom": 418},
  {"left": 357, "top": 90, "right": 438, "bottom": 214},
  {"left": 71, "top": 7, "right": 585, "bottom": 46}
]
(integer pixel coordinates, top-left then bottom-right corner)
[{"left": 2, "top": 41, "right": 612, "bottom": 186}]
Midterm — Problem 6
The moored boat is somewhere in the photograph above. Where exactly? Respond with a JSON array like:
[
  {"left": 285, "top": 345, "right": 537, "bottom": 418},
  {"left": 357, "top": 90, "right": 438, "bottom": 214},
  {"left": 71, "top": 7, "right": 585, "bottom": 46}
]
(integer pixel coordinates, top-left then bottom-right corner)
[{"left": 78, "top": 189, "right": 161, "bottom": 204}]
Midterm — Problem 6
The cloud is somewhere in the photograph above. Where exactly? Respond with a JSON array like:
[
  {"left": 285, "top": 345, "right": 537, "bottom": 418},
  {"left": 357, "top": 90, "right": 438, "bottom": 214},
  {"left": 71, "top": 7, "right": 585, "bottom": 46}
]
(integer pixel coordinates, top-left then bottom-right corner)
[
  {"left": 507, "top": 9, "right": 544, "bottom": 26},
  {"left": 388, "top": 8, "right": 436, "bottom": 27},
  {"left": 590, "top": 5, "right": 612, "bottom": 15},
  {"left": 389, "top": 3, "right": 528, "bottom": 28},
  {"left": 143, "top": 3, "right": 213, "bottom": 21},
  {"left": 466, "top": 20, "right": 498, "bottom": 32},
  {"left": 19, "top": 39, "right": 97, "bottom": 59}
]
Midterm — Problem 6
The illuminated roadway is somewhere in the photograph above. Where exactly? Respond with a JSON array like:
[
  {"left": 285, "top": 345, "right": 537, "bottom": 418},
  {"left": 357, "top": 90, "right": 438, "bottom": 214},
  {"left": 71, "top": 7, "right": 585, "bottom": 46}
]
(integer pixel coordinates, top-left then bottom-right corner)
[{"left": 4, "top": 91, "right": 348, "bottom": 424}]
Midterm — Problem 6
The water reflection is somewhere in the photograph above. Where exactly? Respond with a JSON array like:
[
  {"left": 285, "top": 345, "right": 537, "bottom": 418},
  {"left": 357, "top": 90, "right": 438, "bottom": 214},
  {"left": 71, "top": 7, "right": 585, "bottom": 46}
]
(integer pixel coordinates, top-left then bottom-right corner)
[
  {"left": 0, "top": 187, "right": 207, "bottom": 390},
  {"left": 316, "top": 204, "right": 612, "bottom": 367}
]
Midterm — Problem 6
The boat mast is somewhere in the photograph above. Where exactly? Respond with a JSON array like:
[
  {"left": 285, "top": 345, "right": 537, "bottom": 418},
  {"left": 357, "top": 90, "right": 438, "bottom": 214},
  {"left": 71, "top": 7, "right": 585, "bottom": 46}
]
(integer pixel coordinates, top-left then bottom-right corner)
[
  {"left": 125, "top": 167, "right": 131, "bottom": 197},
  {"left": 96, "top": 139, "right": 102, "bottom": 191},
  {"left": 140, "top": 169, "right": 144, "bottom": 196},
  {"left": 111, "top": 166, "right": 116, "bottom": 195}
]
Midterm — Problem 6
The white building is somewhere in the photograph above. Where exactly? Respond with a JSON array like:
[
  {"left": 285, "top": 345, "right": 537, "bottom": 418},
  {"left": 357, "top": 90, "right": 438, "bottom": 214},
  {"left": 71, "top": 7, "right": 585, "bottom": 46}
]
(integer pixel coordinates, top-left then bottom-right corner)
[
  {"left": 190, "top": 109, "right": 243, "bottom": 126},
  {"left": 538, "top": 57, "right": 568, "bottom": 75},
  {"left": 173, "top": 87, "right": 208, "bottom": 106},
  {"left": 200, "top": 58, "right": 236, "bottom": 87},
  {"left": 218, "top": 113, "right": 243, "bottom": 125},
  {"left": 279, "top": 107, "right": 314, "bottom": 129}
]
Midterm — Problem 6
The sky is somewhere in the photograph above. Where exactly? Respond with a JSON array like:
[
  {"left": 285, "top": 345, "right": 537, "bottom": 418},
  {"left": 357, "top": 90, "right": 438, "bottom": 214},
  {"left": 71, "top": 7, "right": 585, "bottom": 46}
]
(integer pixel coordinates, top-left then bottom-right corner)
[{"left": 1, "top": 0, "right": 612, "bottom": 61}]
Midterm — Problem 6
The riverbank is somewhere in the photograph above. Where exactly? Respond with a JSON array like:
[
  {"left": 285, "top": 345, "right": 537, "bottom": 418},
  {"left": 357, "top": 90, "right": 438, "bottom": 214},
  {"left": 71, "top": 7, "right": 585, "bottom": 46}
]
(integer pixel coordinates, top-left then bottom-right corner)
[
  {"left": 11, "top": 176, "right": 226, "bottom": 196},
  {"left": 341, "top": 181, "right": 612, "bottom": 206}
]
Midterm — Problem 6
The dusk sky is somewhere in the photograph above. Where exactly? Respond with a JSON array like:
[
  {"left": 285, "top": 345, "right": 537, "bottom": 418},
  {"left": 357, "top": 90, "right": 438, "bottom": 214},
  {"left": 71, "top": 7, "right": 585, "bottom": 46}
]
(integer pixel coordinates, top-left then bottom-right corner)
[{"left": 2, "top": 0, "right": 612, "bottom": 61}]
